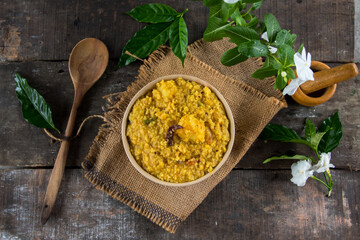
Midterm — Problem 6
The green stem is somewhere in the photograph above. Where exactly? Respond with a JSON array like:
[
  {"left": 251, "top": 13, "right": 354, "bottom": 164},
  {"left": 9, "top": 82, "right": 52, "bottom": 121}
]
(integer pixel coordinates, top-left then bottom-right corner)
[
  {"left": 328, "top": 188, "right": 332, "bottom": 197},
  {"left": 179, "top": 9, "right": 188, "bottom": 17},
  {"left": 311, "top": 175, "right": 332, "bottom": 197},
  {"left": 269, "top": 54, "right": 281, "bottom": 64},
  {"left": 323, "top": 172, "right": 329, "bottom": 185},
  {"left": 327, "top": 170, "right": 333, "bottom": 187},
  {"left": 311, "top": 176, "right": 329, "bottom": 188},
  {"left": 241, "top": 7, "right": 252, "bottom": 17}
]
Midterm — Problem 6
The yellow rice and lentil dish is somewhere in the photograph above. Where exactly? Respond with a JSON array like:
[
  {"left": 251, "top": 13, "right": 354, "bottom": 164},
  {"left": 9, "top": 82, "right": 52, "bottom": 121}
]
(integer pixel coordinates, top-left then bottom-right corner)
[{"left": 126, "top": 77, "right": 230, "bottom": 183}]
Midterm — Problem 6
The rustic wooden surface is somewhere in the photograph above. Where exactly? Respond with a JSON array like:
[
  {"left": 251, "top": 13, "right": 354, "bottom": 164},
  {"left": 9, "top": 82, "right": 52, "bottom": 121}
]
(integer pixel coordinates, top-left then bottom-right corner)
[
  {"left": 0, "top": 0, "right": 359, "bottom": 239},
  {"left": 1, "top": 169, "right": 359, "bottom": 239}
]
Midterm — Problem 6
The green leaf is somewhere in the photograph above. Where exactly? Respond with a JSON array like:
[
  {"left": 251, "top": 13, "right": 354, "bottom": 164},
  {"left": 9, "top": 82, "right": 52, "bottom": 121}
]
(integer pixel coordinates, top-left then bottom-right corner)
[
  {"left": 14, "top": 74, "right": 60, "bottom": 133},
  {"left": 224, "top": 25, "right": 259, "bottom": 45},
  {"left": 260, "top": 124, "right": 303, "bottom": 142},
  {"left": 169, "top": 16, "right": 188, "bottom": 67},
  {"left": 250, "top": 0, "right": 263, "bottom": 10},
  {"left": 310, "top": 132, "right": 328, "bottom": 151},
  {"left": 305, "top": 118, "right": 316, "bottom": 141},
  {"left": 297, "top": 43, "right": 304, "bottom": 53},
  {"left": 203, "top": 0, "right": 222, "bottom": 7},
  {"left": 126, "top": 4, "right": 178, "bottom": 23},
  {"left": 117, "top": 22, "right": 172, "bottom": 68},
  {"left": 264, "top": 13, "right": 281, "bottom": 42},
  {"left": 285, "top": 67, "right": 296, "bottom": 79},
  {"left": 203, "top": 17, "right": 232, "bottom": 42},
  {"left": 275, "top": 30, "right": 297, "bottom": 47},
  {"left": 263, "top": 154, "right": 313, "bottom": 164},
  {"left": 304, "top": 117, "right": 329, "bottom": 151},
  {"left": 318, "top": 112, "right": 343, "bottom": 153},
  {"left": 247, "top": 17, "right": 259, "bottom": 29},
  {"left": 252, "top": 65, "right": 277, "bottom": 79},
  {"left": 231, "top": 9, "right": 246, "bottom": 26},
  {"left": 260, "top": 123, "right": 313, "bottom": 147},
  {"left": 144, "top": 117, "right": 157, "bottom": 125},
  {"left": 256, "top": 20, "right": 266, "bottom": 34},
  {"left": 267, "top": 56, "right": 282, "bottom": 70},
  {"left": 209, "top": 2, "right": 238, "bottom": 22},
  {"left": 220, "top": 47, "right": 248, "bottom": 66},
  {"left": 274, "top": 72, "right": 287, "bottom": 90},
  {"left": 238, "top": 40, "right": 269, "bottom": 57},
  {"left": 242, "top": 13, "right": 252, "bottom": 21},
  {"left": 278, "top": 44, "right": 295, "bottom": 67}
]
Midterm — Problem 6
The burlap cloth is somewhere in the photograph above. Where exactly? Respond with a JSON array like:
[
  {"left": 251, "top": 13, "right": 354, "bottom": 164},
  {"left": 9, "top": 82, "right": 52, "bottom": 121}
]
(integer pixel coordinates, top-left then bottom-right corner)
[{"left": 82, "top": 39, "right": 287, "bottom": 233}]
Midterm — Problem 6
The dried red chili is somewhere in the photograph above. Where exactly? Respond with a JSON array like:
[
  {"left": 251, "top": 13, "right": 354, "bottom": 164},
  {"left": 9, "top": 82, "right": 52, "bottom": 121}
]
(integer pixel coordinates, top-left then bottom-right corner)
[{"left": 166, "top": 125, "right": 183, "bottom": 146}]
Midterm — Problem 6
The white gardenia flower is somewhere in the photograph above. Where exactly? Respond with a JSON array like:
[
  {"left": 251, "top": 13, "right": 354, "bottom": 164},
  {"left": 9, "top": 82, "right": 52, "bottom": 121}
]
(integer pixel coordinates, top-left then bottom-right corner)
[
  {"left": 261, "top": 32, "right": 278, "bottom": 54},
  {"left": 224, "top": 0, "right": 240, "bottom": 3},
  {"left": 290, "top": 160, "right": 314, "bottom": 187},
  {"left": 294, "top": 47, "right": 314, "bottom": 81},
  {"left": 312, "top": 152, "right": 335, "bottom": 173},
  {"left": 282, "top": 78, "right": 307, "bottom": 96}
]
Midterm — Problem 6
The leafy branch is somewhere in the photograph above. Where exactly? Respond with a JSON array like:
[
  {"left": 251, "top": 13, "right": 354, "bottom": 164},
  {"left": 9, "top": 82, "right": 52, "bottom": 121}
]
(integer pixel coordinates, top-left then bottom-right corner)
[
  {"left": 201, "top": 0, "right": 303, "bottom": 90},
  {"left": 117, "top": 3, "right": 189, "bottom": 68},
  {"left": 260, "top": 112, "right": 342, "bottom": 197}
]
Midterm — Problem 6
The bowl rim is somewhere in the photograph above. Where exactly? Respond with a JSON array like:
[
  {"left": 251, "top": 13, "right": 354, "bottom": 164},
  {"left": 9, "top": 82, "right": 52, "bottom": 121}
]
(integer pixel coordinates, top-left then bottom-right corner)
[{"left": 121, "top": 74, "right": 235, "bottom": 187}]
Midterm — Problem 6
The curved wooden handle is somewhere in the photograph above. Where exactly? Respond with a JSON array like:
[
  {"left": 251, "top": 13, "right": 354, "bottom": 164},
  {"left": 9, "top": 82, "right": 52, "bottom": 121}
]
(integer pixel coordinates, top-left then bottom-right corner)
[
  {"left": 301, "top": 63, "right": 359, "bottom": 94},
  {"left": 41, "top": 97, "right": 80, "bottom": 224}
]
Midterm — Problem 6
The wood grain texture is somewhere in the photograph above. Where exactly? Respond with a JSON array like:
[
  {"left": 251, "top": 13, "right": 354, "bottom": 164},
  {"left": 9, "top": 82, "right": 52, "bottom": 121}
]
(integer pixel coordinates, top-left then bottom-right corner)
[
  {"left": 0, "top": 0, "right": 354, "bottom": 62},
  {"left": 1, "top": 61, "right": 359, "bottom": 169},
  {"left": 0, "top": 169, "right": 359, "bottom": 239}
]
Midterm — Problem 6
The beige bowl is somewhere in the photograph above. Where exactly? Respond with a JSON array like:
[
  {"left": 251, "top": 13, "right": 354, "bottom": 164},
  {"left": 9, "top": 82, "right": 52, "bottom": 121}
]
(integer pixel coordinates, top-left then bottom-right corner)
[{"left": 121, "top": 74, "right": 235, "bottom": 187}]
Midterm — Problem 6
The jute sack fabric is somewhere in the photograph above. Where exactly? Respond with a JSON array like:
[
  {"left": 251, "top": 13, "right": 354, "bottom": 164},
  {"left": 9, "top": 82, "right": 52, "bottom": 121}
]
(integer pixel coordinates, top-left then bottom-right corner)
[{"left": 82, "top": 39, "right": 287, "bottom": 233}]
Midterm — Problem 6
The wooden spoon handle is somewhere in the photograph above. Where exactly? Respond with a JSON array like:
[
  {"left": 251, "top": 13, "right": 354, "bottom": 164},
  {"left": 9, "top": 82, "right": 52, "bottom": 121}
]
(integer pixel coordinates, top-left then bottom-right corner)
[
  {"left": 301, "top": 63, "right": 359, "bottom": 94},
  {"left": 40, "top": 98, "right": 80, "bottom": 224}
]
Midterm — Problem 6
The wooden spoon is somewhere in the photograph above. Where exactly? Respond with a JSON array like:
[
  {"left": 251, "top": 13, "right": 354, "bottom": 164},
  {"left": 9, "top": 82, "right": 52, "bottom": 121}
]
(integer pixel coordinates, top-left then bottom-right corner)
[{"left": 41, "top": 38, "right": 109, "bottom": 224}]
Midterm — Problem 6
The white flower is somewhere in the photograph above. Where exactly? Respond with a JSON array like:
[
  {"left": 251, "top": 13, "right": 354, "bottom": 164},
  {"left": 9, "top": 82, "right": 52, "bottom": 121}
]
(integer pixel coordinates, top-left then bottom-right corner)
[
  {"left": 261, "top": 32, "right": 269, "bottom": 42},
  {"left": 282, "top": 78, "right": 307, "bottom": 96},
  {"left": 312, "top": 152, "right": 335, "bottom": 173},
  {"left": 268, "top": 46, "right": 278, "bottom": 54},
  {"left": 283, "top": 48, "right": 314, "bottom": 96},
  {"left": 290, "top": 160, "right": 314, "bottom": 186},
  {"left": 294, "top": 47, "right": 314, "bottom": 81},
  {"left": 261, "top": 32, "right": 278, "bottom": 54},
  {"left": 224, "top": 0, "right": 240, "bottom": 3}
]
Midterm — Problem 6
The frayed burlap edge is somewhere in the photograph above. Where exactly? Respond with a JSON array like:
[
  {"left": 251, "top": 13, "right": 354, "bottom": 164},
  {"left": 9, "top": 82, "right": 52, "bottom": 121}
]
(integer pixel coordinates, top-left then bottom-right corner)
[{"left": 82, "top": 158, "right": 182, "bottom": 233}]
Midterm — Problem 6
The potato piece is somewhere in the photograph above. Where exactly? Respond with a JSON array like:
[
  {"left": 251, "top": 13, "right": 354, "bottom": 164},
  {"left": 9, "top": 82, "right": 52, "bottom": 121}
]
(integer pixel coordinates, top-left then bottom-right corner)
[
  {"left": 176, "top": 115, "right": 205, "bottom": 143},
  {"left": 156, "top": 80, "right": 177, "bottom": 101}
]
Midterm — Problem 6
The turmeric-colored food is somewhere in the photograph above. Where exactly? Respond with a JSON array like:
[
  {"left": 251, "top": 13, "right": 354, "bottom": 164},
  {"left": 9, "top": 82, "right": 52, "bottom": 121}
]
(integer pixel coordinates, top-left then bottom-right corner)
[{"left": 126, "top": 78, "right": 230, "bottom": 183}]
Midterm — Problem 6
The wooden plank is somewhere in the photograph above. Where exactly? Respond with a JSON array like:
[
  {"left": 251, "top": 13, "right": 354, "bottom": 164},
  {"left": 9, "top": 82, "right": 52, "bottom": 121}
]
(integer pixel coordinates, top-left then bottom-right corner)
[
  {"left": 0, "top": 0, "right": 354, "bottom": 62},
  {"left": 0, "top": 169, "right": 359, "bottom": 239},
  {"left": 1, "top": 61, "right": 359, "bottom": 169}
]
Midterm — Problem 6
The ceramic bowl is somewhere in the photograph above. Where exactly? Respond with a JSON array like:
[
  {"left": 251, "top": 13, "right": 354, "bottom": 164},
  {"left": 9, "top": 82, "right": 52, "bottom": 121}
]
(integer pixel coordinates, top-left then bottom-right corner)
[{"left": 121, "top": 74, "right": 235, "bottom": 187}]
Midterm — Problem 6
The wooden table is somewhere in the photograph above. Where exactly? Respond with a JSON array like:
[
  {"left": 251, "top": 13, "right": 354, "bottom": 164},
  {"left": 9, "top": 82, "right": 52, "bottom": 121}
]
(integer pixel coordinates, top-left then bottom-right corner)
[{"left": 1, "top": 0, "right": 359, "bottom": 239}]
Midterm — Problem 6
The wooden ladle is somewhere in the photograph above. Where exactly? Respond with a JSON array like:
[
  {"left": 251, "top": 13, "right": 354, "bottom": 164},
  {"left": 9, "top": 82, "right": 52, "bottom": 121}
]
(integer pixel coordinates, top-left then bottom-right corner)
[{"left": 41, "top": 38, "right": 109, "bottom": 224}]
